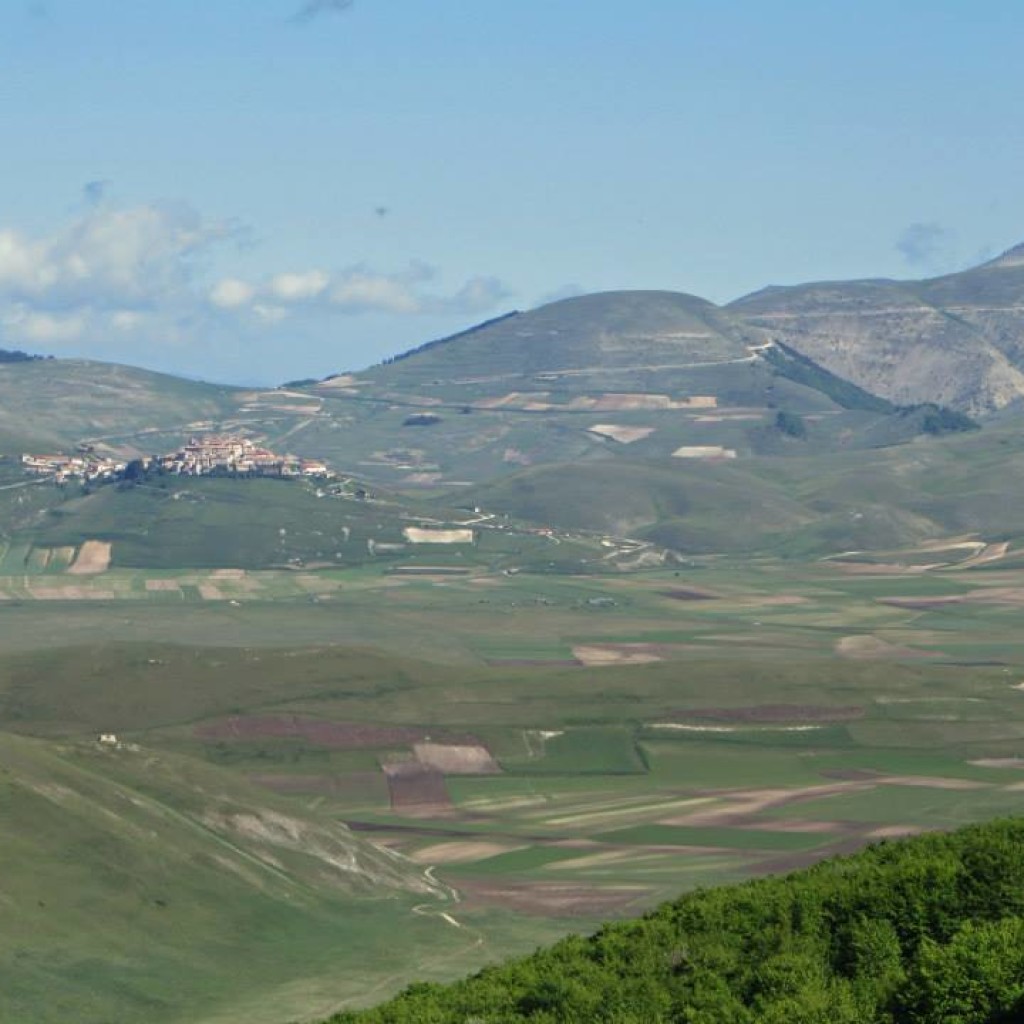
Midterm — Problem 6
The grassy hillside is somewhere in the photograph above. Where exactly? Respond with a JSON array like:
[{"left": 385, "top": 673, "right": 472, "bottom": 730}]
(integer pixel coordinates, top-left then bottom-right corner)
[
  {"left": 360, "top": 291, "right": 756, "bottom": 384},
  {"left": 459, "top": 411, "right": 1024, "bottom": 556},
  {"left": 0, "top": 359, "right": 240, "bottom": 450},
  {"left": 332, "top": 818, "right": 1024, "bottom": 1023},
  {"left": 9, "top": 473, "right": 607, "bottom": 572},
  {"left": 0, "top": 731, "right": 473, "bottom": 1024},
  {"left": 282, "top": 290, "right": 938, "bottom": 491},
  {"left": 461, "top": 459, "right": 812, "bottom": 548}
]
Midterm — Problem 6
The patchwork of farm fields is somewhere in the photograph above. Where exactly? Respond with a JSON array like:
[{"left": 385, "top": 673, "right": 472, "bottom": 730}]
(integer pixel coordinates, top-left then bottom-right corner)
[
  {"left": 2, "top": 537, "right": 1024, "bottom": 1019},
  {"left": 2, "top": 536, "right": 1024, "bottom": 664}
]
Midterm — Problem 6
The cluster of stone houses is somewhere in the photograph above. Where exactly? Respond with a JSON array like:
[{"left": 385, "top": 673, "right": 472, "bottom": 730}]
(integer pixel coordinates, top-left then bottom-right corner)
[
  {"left": 21, "top": 453, "right": 125, "bottom": 482},
  {"left": 157, "top": 435, "right": 331, "bottom": 478},
  {"left": 22, "top": 434, "right": 332, "bottom": 483}
]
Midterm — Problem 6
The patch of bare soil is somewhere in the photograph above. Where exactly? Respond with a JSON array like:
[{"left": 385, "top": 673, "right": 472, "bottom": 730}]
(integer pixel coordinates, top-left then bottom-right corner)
[
  {"left": 409, "top": 841, "right": 523, "bottom": 865},
  {"left": 413, "top": 743, "right": 501, "bottom": 775},
  {"left": 876, "top": 775, "right": 988, "bottom": 790},
  {"left": 969, "top": 758, "right": 1024, "bottom": 769},
  {"left": 671, "top": 445, "right": 737, "bottom": 459},
  {"left": 958, "top": 541, "right": 1010, "bottom": 569},
  {"left": 403, "top": 527, "right": 475, "bottom": 544},
  {"left": 455, "top": 879, "right": 648, "bottom": 918},
  {"left": 586, "top": 424, "right": 655, "bottom": 444},
  {"left": 836, "top": 635, "right": 936, "bottom": 660},
  {"left": 660, "top": 783, "right": 875, "bottom": 827},
  {"left": 315, "top": 373, "right": 359, "bottom": 389},
  {"left": 67, "top": 540, "right": 112, "bottom": 575},
  {"left": 383, "top": 762, "right": 452, "bottom": 813},
  {"left": 867, "top": 825, "right": 927, "bottom": 839},
  {"left": 572, "top": 644, "right": 663, "bottom": 667},
  {"left": 832, "top": 562, "right": 934, "bottom": 576}
]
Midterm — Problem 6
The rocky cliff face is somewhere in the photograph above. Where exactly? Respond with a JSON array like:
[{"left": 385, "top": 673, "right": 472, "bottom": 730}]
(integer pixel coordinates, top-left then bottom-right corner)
[{"left": 728, "top": 245, "right": 1024, "bottom": 414}]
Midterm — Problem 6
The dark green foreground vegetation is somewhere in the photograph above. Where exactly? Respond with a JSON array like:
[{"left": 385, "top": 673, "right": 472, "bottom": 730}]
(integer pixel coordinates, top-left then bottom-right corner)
[{"left": 334, "top": 820, "right": 1024, "bottom": 1023}]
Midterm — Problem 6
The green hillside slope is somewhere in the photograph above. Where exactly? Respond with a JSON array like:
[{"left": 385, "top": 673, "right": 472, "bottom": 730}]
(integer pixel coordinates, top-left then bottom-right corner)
[
  {"left": 0, "top": 359, "right": 240, "bottom": 450},
  {"left": 0, "top": 731, "right": 469, "bottom": 1024},
  {"left": 362, "top": 291, "right": 756, "bottom": 384},
  {"left": 460, "top": 409, "right": 1024, "bottom": 557}
]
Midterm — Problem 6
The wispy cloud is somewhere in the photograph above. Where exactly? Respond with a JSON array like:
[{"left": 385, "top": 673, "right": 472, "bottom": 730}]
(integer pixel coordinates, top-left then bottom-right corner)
[
  {"left": 895, "top": 222, "right": 954, "bottom": 271},
  {"left": 0, "top": 202, "right": 239, "bottom": 314},
  {"left": 210, "top": 262, "right": 510, "bottom": 318},
  {"left": 290, "top": 0, "right": 354, "bottom": 24}
]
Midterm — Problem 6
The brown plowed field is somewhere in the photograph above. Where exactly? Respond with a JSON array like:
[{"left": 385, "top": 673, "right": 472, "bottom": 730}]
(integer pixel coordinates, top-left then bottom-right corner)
[
  {"left": 383, "top": 762, "right": 452, "bottom": 811},
  {"left": 660, "top": 588, "right": 719, "bottom": 601}
]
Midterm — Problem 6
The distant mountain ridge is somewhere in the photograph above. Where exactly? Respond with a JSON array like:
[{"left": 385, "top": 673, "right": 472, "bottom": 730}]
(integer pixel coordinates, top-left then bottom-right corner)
[
  {"left": 340, "top": 243, "right": 1024, "bottom": 415},
  {"left": 729, "top": 241, "right": 1024, "bottom": 414}
]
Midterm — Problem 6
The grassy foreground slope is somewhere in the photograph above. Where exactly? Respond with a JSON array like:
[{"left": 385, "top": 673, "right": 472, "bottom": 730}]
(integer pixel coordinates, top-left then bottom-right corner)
[
  {"left": 334, "top": 819, "right": 1024, "bottom": 1024},
  {"left": 0, "top": 731, "right": 473, "bottom": 1024}
]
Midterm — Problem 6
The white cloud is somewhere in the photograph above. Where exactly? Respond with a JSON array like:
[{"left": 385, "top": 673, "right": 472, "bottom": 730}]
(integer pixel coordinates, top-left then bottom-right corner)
[
  {"left": 269, "top": 269, "right": 329, "bottom": 302},
  {"left": 210, "top": 277, "right": 256, "bottom": 309},
  {"left": 428, "top": 275, "right": 511, "bottom": 315},
  {"left": 211, "top": 262, "right": 511, "bottom": 318},
  {"left": 329, "top": 269, "right": 424, "bottom": 313},
  {"left": 0, "top": 202, "right": 236, "bottom": 312},
  {"left": 110, "top": 310, "right": 145, "bottom": 331},
  {"left": 3, "top": 305, "right": 87, "bottom": 343},
  {"left": 0, "top": 196, "right": 512, "bottom": 372}
]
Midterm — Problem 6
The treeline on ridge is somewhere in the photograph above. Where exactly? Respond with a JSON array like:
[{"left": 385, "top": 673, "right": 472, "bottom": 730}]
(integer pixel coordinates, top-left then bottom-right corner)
[
  {"left": 0, "top": 347, "right": 46, "bottom": 364},
  {"left": 331, "top": 818, "right": 1024, "bottom": 1023}
]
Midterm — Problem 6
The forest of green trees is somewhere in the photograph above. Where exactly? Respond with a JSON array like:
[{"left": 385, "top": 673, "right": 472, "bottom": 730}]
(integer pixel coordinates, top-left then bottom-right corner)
[{"left": 332, "top": 819, "right": 1024, "bottom": 1023}]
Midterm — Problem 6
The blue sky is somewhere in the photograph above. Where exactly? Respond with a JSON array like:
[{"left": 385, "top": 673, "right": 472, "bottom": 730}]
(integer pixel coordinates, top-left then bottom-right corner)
[{"left": 2, "top": 0, "right": 1022, "bottom": 383}]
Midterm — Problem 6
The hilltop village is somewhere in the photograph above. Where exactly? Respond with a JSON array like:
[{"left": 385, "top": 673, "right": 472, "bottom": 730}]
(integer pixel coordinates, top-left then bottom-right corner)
[{"left": 22, "top": 434, "right": 332, "bottom": 484}]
